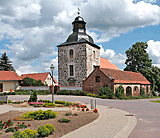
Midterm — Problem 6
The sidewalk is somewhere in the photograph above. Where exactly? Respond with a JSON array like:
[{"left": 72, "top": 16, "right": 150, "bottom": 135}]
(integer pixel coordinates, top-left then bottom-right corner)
[
  {"left": 61, "top": 104, "right": 137, "bottom": 138},
  {"left": 0, "top": 104, "right": 137, "bottom": 138}
]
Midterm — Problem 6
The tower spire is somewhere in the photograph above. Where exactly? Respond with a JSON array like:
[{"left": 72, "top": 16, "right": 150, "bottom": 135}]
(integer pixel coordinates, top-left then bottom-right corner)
[{"left": 77, "top": 7, "right": 80, "bottom": 16}]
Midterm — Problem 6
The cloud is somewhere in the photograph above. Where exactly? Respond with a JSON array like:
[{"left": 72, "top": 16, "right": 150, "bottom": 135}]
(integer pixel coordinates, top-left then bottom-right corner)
[
  {"left": 100, "top": 45, "right": 126, "bottom": 67},
  {"left": 0, "top": 0, "right": 160, "bottom": 76},
  {"left": 133, "top": 0, "right": 157, "bottom": 3},
  {"left": 147, "top": 40, "right": 160, "bottom": 65}
]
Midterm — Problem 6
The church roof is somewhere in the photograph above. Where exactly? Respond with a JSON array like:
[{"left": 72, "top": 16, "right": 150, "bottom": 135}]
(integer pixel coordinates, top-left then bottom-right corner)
[
  {"left": 57, "top": 38, "right": 100, "bottom": 49},
  {"left": 100, "top": 68, "right": 150, "bottom": 84},
  {"left": 100, "top": 57, "right": 119, "bottom": 70}
]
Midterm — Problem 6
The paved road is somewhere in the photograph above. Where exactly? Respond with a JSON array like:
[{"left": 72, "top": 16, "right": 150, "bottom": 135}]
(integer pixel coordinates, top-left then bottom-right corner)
[{"left": 9, "top": 95, "right": 160, "bottom": 138}]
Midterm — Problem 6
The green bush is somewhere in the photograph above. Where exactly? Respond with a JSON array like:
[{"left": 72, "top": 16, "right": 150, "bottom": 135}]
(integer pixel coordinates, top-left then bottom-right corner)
[
  {"left": 13, "top": 129, "right": 37, "bottom": 138},
  {"left": 28, "top": 91, "right": 37, "bottom": 103},
  {"left": 0, "top": 101, "right": 4, "bottom": 104},
  {"left": 56, "top": 90, "right": 88, "bottom": 96},
  {"left": 65, "top": 113, "right": 71, "bottom": 116},
  {"left": 45, "top": 124, "right": 55, "bottom": 133},
  {"left": 59, "top": 118, "right": 70, "bottom": 123},
  {"left": 38, "top": 99, "right": 52, "bottom": 103},
  {"left": 21, "top": 109, "right": 58, "bottom": 120},
  {"left": 55, "top": 100, "right": 66, "bottom": 104},
  {"left": 98, "top": 86, "right": 114, "bottom": 99},
  {"left": 115, "top": 84, "right": 125, "bottom": 99},
  {"left": 37, "top": 126, "right": 50, "bottom": 137},
  {"left": 140, "top": 88, "right": 145, "bottom": 96},
  {"left": 5, "top": 126, "right": 16, "bottom": 133},
  {"left": 43, "top": 103, "right": 56, "bottom": 107},
  {"left": 8, "top": 100, "right": 12, "bottom": 103},
  {"left": 64, "top": 102, "right": 73, "bottom": 106}
]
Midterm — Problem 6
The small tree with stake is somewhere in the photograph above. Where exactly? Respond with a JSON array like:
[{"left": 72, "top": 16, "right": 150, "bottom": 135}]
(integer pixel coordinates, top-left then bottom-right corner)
[{"left": 0, "top": 52, "right": 15, "bottom": 71}]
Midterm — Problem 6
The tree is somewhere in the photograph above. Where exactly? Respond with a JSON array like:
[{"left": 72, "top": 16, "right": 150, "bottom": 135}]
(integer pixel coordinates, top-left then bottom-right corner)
[
  {"left": 0, "top": 52, "right": 15, "bottom": 71},
  {"left": 124, "top": 42, "right": 152, "bottom": 72},
  {"left": 21, "top": 77, "right": 47, "bottom": 86},
  {"left": 124, "top": 42, "right": 160, "bottom": 92}
]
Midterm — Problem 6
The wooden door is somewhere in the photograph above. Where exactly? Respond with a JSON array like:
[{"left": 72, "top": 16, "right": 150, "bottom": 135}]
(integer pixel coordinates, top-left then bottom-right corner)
[{"left": 0, "top": 83, "right": 3, "bottom": 92}]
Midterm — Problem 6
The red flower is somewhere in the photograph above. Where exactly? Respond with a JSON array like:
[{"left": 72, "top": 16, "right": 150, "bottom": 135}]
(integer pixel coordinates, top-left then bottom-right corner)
[
  {"left": 8, "top": 119, "right": 11, "bottom": 123},
  {"left": 22, "top": 122, "right": 25, "bottom": 124},
  {"left": 8, "top": 125, "right": 10, "bottom": 127},
  {"left": 18, "top": 122, "right": 20, "bottom": 124},
  {"left": 28, "top": 124, "right": 31, "bottom": 126},
  {"left": 5, "top": 125, "right": 7, "bottom": 128},
  {"left": 15, "top": 127, "right": 18, "bottom": 129},
  {"left": 4, "top": 121, "right": 6, "bottom": 124}
]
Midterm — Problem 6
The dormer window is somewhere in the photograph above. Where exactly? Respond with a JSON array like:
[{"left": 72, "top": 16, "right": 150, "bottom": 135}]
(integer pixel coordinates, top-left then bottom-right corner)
[{"left": 69, "top": 49, "right": 73, "bottom": 58}]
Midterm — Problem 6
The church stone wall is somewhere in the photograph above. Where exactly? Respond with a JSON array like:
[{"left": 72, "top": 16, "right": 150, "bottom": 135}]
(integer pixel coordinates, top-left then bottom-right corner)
[
  {"left": 86, "top": 44, "right": 100, "bottom": 77},
  {"left": 58, "top": 43, "right": 87, "bottom": 86}
]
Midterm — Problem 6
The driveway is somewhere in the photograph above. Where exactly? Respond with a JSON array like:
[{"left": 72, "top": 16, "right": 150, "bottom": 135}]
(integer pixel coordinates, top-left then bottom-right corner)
[{"left": 8, "top": 95, "right": 160, "bottom": 138}]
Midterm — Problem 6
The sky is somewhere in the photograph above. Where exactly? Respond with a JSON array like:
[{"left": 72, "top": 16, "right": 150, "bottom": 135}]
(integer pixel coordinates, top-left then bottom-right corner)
[{"left": 0, "top": 0, "right": 160, "bottom": 81}]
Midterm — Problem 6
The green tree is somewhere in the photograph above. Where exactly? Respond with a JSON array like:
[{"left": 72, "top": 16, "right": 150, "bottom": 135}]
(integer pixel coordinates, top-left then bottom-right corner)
[
  {"left": 124, "top": 42, "right": 160, "bottom": 92},
  {"left": 98, "top": 86, "right": 114, "bottom": 99},
  {"left": 124, "top": 42, "right": 152, "bottom": 72},
  {"left": 0, "top": 52, "right": 15, "bottom": 71},
  {"left": 21, "top": 77, "right": 46, "bottom": 86}
]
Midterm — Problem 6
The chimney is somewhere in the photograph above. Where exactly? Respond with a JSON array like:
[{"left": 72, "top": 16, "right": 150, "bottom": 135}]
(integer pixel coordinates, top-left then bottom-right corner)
[{"left": 93, "top": 66, "right": 100, "bottom": 70}]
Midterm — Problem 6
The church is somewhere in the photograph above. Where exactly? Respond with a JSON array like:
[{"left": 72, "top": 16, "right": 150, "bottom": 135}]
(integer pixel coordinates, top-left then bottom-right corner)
[{"left": 57, "top": 14, "right": 150, "bottom": 96}]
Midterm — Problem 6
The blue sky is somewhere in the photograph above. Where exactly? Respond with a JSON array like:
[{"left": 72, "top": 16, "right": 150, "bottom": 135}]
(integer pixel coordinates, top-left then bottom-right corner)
[{"left": 0, "top": 0, "right": 160, "bottom": 81}]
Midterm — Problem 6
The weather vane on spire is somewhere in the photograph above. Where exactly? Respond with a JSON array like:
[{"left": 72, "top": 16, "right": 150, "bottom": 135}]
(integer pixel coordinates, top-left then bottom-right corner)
[{"left": 77, "top": 7, "right": 80, "bottom": 16}]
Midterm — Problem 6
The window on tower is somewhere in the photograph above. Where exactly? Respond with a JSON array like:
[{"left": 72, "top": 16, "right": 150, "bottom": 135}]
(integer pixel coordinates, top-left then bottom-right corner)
[
  {"left": 69, "top": 49, "right": 73, "bottom": 58},
  {"left": 70, "top": 65, "right": 74, "bottom": 76},
  {"left": 93, "top": 51, "right": 95, "bottom": 59}
]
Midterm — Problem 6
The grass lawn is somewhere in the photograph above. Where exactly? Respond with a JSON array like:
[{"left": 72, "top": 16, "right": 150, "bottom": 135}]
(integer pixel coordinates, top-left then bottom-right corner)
[{"left": 150, "top": 100, "right": 160, "bottom": 103}]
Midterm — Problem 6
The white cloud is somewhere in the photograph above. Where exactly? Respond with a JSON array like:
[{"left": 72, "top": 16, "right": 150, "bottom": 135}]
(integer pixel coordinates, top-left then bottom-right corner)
[
  {"left": 100, "top": 45, "right": 126, "bottom": 67},
  {"left": 147, "top": 40, "right": 160, "bottom": 65},
  {"left": 133, "top": 0, "right": 157, "bottom": 3},
  {"left": 0, "top": 0, "right": 160, "bottom": 76}
]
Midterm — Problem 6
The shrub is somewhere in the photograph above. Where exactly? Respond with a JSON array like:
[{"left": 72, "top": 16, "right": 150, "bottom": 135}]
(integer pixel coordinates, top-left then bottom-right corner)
[
  {"left": 43, "top": 103, "right": 56, "bottom": 107},
  {"left": 28, "top": 91, "right": 37, "bottom": 103},
  {"left": 59, "top": 118, "right": 70, "bottom": 123},
  {"left": 55, "top": 100, "right": 66, "bottom": 104},
  {"left": 98, "top": 86, "right": 114, "bottom": 99},
  {"left": 115, "top": 84, "right": 125, "bottom": 99},
  {"left": 17, "top": 122, "right": 27, "bottom": 129},
  {"left": 45, "top": 124, "right": 55, "bottom": 133},
  {"left": 56, "top": 90, "right": 88, "bottom": 96},
  {"left": 64, "top": 102, "right": 73, "bottom": 106},
  {"left": 38, "top": 99, "right": 52, "bottom": 103},
  {"left": 13, "top": 129, "right": 37, "bottom": 138},
  {"left": 65, "top": 113, "right": 71, "bottom": 116},
  {"left": 0, "top": 101, "right": 4, "bottom": 104},
  {"left": 37, "top": 126, "right": 50, "bottom": 137},
  {"left": 140, "top": 88, "right": 145, "bottom": 96},
  {"left": 21, "top": 109, "right": 58, "bottom": 120}
]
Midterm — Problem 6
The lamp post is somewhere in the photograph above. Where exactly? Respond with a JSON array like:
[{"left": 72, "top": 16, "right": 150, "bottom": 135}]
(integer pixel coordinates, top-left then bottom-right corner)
[{"left": 50, "top": 64, "right": 55, "bottom": 103}]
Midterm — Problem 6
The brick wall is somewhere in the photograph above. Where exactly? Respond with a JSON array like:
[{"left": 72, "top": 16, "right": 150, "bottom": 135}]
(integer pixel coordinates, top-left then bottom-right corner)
[{"left": 82, "top": 66, "right": 113, "bottom": 95}]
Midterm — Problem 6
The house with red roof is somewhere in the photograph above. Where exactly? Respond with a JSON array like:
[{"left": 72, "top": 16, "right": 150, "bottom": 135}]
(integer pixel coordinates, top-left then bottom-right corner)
[
  {"left": 82, "top": 66, "right": 150, "bottom": 96},
  {"left": 0, "top": 71, "right": 22, "bottom": 92},
  {"left": 20, "top": 72, "right": 58, "bottom": 86}
]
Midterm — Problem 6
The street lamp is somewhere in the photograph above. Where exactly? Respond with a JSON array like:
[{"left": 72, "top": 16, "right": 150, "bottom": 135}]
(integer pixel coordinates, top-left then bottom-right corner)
[{"left": 50, "top": 64, "right": 55, "bottom": 103}]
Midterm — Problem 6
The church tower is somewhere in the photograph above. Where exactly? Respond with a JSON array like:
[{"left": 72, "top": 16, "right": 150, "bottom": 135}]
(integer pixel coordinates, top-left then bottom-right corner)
[{"left": 57, "top": 14, "right": 100, "bottom": 86}]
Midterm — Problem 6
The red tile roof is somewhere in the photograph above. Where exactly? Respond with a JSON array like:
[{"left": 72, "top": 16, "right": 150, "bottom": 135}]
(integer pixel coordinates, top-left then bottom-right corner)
[
  {"left": 100, "top": 68, "right": 150, "bottom": 84},
  {"left": 20, "top": 72, "right": 58, "bottom": 84},
  {"left": 0, "top": 71, "right": 21, "bottom": 81},
  {"left": 100, "top": 57, "right": 119, "bottom": 70}
]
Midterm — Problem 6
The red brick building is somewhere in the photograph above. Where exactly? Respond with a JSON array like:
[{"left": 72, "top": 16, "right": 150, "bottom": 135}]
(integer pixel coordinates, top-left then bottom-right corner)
[{"left": 82, "top": 66, "right": 151, "bottom": 96}]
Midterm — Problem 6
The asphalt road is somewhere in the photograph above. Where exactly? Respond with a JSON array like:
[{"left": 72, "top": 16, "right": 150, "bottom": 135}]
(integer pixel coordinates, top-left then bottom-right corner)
[{"left": 8, "top": 95, "right": 160, "bottom": 138}]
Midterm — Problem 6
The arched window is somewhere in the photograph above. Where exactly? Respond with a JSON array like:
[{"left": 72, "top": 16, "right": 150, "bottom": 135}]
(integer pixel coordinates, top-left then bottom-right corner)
[
  {"left": 69, "top": 49, "right": 73, "bottom": 58},
  {"left": 126, "top": 86, "right": 132, "bottom": 97}
]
